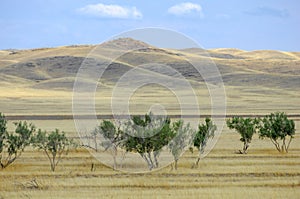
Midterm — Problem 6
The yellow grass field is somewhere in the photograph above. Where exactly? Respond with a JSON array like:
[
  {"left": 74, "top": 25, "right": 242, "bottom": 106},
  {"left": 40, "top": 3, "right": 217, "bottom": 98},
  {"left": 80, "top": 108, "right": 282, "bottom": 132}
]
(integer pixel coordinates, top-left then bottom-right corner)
[{"left": 0, "top": 121, "right": 299, "bottom": 199}]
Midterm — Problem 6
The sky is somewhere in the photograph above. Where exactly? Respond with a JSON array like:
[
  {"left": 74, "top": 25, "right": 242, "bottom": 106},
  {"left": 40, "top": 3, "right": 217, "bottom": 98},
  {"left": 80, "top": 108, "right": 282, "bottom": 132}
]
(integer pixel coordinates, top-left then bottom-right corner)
[{"left": 0, "top": 0, "right": 299, "bottom": 51}]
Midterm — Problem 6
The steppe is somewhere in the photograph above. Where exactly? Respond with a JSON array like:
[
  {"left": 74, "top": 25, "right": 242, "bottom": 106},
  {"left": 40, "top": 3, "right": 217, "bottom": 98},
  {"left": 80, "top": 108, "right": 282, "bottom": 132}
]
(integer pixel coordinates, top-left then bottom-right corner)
[{"left": 0, "top": 38, "right": 299, "bottom": 198}]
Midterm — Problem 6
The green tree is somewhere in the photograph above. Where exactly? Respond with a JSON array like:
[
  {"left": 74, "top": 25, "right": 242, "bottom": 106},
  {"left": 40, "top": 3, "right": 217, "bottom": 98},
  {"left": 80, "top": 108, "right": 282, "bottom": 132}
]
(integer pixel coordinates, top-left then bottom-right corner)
[
  {"left": 0, "top": 113, "right": 36, "bottom": 169},
  {"left": 32, "top": 129, "right": 75, "bottom": 171},
  {"left": 0, "top": 113, "right": 7, "bottom": 168},
  {"left": 192, "top": 118, "right": 217, "bottom": 167},
  {"left": 93, "top": 120, "right": 125, "bottom": 170},
  {"left": 0, "top": 113, "right": 7, "bottom": 157},
  {"left": 122, "top": 113, "right": 176, "bottom": 170},
  {"left": 258, "top": 112, "right": 295, "bottom": 153},
  {"left": 168, "top": 120, "right": 195, "bottom": 170},
  {"left": 227, "top": 117, "right": 259, "bottom": 154}
]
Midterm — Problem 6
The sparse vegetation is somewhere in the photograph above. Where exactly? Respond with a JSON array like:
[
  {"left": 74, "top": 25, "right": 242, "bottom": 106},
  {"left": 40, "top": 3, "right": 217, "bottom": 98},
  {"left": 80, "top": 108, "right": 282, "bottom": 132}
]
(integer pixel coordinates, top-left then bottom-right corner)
[
  {"left": 0, "top": 111, "right": 298, "bottom": 198},
  {"left": 0, "top": 113, "right": 35, "bottom": 169},
  {"left": 168, "top": 120, "right": 194, "bottom": 170},
  {"left": 32, "top": 129, "right": 76, "bottom": 171},
  {"left": 122, "top": 113, "right": 176, "bottom": 170},
  {"left": 258, "top": 112, "right": 295, "bottom": 153},
  {"left": 93, "top": 120, "right": 125, "bottom": 170},
  {"left": 1, "top": 123, "right": 299, "bottom": 199},
  {"left": 227, "top": 117, "right": 259, "bottom": 154},
  {"left": 0, "top": 38, "right": 299, "bottom": 198},
  {"left": 191, "top": 118, "right": 217, "bottom": 167},
  {"left": 0, "top": 111, "right": 297, "bottom": 173}
]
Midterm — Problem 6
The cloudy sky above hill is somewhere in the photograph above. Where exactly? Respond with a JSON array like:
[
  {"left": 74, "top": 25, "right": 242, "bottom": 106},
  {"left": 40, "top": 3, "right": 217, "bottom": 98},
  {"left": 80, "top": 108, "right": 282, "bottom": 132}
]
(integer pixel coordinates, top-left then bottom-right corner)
[{"left": 0, "top": 0, "right": 299, "bottom": 51}]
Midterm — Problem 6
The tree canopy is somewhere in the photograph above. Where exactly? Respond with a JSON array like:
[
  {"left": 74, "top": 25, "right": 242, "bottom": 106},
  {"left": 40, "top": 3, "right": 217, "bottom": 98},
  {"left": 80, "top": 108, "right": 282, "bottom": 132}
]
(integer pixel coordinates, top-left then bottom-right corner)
[
  {"left": 227, "top": 117, "right": 259, "bottom": 154},
  {"left": 258, "top": 112, "right": 295, "bottom": 153}
]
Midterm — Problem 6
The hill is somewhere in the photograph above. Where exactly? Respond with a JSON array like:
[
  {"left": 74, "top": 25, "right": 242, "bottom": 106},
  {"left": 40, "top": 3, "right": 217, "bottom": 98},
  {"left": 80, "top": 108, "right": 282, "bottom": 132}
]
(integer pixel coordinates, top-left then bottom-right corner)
[{"left": 0, "top": 38, "right": 299, "bottom": 115}]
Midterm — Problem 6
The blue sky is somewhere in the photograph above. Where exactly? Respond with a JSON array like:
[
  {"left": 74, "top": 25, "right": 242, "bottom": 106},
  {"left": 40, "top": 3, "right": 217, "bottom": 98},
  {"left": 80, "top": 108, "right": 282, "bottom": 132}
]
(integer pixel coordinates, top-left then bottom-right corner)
[{"left": 0, "top": 0, "right": 299, "bottom": 51}]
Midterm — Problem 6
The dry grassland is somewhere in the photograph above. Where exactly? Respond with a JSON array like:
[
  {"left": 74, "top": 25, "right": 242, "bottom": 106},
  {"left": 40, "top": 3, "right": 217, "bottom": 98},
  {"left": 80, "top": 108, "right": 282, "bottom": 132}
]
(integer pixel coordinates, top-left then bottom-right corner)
[
  {"left": 0, "top": 122, "right": 299, "bottom": 199},
  {"left": 1, "top": 43, "right": 299, "bottom": 198}
]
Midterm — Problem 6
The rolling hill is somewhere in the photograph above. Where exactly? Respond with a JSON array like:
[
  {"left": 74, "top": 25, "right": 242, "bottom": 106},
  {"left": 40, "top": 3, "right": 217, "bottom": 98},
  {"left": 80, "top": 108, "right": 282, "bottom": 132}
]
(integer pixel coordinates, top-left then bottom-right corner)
[{"left": 0, "top": 38, "right": 299, "bottom": 115}]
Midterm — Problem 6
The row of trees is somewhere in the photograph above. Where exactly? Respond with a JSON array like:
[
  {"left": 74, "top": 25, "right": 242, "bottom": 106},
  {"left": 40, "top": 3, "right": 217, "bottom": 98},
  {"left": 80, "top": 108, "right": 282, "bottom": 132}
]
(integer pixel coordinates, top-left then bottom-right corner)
[
  {"left": 0, "top": 111, "right": 296, "bottom": 171},
  {"left": 227, "top": 112, "right": 296, "bottom": 154},
  {"left": 90, "top": 112, "right": 296, "bottom": 170},
  {"left": 0, "top": 113, "right": 75, "bottom": 171},
  {"left": 0, "top": 111, "right": 215, "bottom": 171},
  {"left": 93, "top": 113, "right": 217, "bottom": 170}
]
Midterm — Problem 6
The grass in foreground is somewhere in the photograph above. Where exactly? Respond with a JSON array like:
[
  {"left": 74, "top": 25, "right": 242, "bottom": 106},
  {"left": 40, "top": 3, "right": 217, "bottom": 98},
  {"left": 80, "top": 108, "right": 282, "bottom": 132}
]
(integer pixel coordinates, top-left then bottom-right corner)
[{"left": 0, "top": 130, "right": 299, "bottom": 199}]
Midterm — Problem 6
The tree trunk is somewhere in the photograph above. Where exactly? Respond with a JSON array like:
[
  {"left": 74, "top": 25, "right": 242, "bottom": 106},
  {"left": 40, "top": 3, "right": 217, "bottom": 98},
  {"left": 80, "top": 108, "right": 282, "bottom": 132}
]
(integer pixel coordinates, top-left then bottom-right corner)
[
  {"left": 1, "top": 155, "right": 17, "bottom": 169},
  {"left": 141, "top": 154, "right": 153, "bottom": 170},
  {"left": 50, "top": 163, "right": 55, "bottom": 172},
  {"left": 270, "top": 138, "right": 281, "bottom": 152},
  {"left": 281, "top": 137, "right": 286, "bottom": 153},
  {"left": 242, "top": 141, "right": 249, "bottom": 154},
  {"left": 147, "top": 153, "right": 154, "bottom": 170},
  {"left": 285, "top": 136, "right": 293, "bottom": 153},
  {"left": 194, "top": 151, "right": 201, "bottom": 168},
  {"left": 195, "top": 157, "right": 200, "bottom": 167},
  {"left": 91, "top": 162, "right": 95, "bottom": 171},
  {"left": 174, "top": 159, "right": 178, "bottom": 170},
  {"left": 94, "top": 135, "right": 98, "bottom": 152},
  {"left": 119, "top": 151, "right": 126, "bottom": 169},
  {"left": 112, "top": 146, "right": 117, "bottom": 170},
  {"left": 153, "top": 151, "right": 159, "bottom": 168},
  {"left": 51, "top": 158, "right": 56, "bottom": 171}
]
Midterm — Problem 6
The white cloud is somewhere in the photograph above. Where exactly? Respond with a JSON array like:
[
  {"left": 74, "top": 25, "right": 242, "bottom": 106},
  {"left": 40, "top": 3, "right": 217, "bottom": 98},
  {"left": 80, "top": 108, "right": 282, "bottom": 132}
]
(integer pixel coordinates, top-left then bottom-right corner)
[
  {"left": 78, "top": 3, "right": 142, "bottom": 19},
  {"left": 168, "top": 2, "right": 203, "bottom": 17}
]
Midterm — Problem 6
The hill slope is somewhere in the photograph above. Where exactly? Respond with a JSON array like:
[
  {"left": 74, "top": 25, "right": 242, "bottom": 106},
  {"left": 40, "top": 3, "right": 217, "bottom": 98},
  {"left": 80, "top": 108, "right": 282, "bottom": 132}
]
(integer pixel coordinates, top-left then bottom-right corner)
[
  {"left": 0, "top": 38, "right": 299, "bottom": 115},
  {"left": 1, "top": 39, "right": 299, "bottom": 90}
]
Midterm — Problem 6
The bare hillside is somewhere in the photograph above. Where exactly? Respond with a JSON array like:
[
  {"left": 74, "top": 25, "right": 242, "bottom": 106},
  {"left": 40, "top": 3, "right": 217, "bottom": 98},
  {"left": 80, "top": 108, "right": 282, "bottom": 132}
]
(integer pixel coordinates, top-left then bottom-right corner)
[
  {"left": 0, "top": 38, "right": 299, "bottom": 115},
  {"left": 0, "top": 38, "right": 299, "bottom": 90}
]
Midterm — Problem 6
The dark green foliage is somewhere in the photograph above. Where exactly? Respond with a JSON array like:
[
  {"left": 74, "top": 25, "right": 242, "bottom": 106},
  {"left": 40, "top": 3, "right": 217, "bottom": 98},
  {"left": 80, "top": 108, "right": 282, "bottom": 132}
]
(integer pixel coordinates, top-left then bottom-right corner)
[
  {"left": 193, "top": 118, "right": 217, "bottom": 152},
  {"left": 131, "top": 114, "right": 151, "bottom": 127},
  {"left": 227, "top": 117, "right": 259, "bottom": 154},
  {"left": 258, "top": 112, "right": 295, "bottom": 153},
  {"left": 168, "top": 120, "right": 195, "bottom": 170},
  {"left": 32, "top": 129, "right": 75, "bottom": 171},
  {"left": 0, "top": 113, "right": 7, "bottom": 156},
  {"left": 192, "top": 118, "right": 217, "bottom": 167},
  {"left": 123, "top": 113, "right": 176, "bottom": 170},
  {"left": 13, "top": 121, "right": 36, "bottom": 149},
  {"left": 0, "top": 113, "right": 35, "bottom": 169},
  {"left": 99, "top": 120, "right": 120, "bottom": 141}
]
